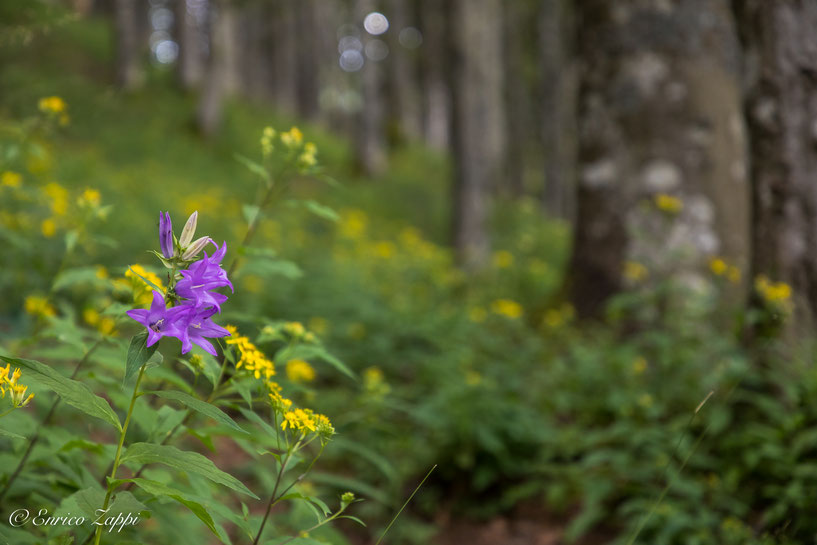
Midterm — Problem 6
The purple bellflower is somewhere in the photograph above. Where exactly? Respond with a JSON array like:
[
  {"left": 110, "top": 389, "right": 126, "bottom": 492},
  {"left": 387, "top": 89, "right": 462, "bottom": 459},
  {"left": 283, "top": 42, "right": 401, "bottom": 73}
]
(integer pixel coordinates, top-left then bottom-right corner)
[
  {"left": 126, "top": 291, "right": 187, "bottom": 347},
  {"left": 130, "top": 213, "right": 232, "bottom": 356},
  {"left": 159, "top": 212, "right": 174, "bottom": 258}
]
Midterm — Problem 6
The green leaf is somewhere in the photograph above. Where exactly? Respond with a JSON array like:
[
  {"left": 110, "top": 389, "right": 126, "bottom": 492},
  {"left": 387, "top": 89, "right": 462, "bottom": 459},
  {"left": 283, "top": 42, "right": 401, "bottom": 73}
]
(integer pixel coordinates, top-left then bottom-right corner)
[
  {"left": 234, "top": 153, "right": 271, "bottom": 183},
  {"left": 238, "top": 407, "right": 279, "bottom": 438},
  {"left": 0, "top": 427, "right": 25, "bottom": 440},
  {"left": 0, "top": 356, "right": 121, "bottom": 431},
  {"left": 276, "top": 345, "right": 355, "bottom": 379},
  {"left": 52, "top": 266, "right": 108, "bottom": 291},
  {"left": 148, "top": 390, "right": 248, "bottom": 434},
  {"left": 127, "top": 478, "right": 223, "bottom": 540},
  {"left": 126, "top": 265, "right": 164, "bottom": 293},
  {"left": 125, "top": 332, "right": 158, "bottom": 386},
  {"left": 242, "top": 204, "right": 261, "bottom": 226},
  {"left": 120, "top": 443, "right": 258, "bottom": 499},
  {"left": 241, "top": 257, "right": 302, "bottom": 279},
  {"left": 339, "top": 515, "right": 367, "bottom": 527},
  {"left": 301, "top": 200, "right": 339, "bottom": 222}
]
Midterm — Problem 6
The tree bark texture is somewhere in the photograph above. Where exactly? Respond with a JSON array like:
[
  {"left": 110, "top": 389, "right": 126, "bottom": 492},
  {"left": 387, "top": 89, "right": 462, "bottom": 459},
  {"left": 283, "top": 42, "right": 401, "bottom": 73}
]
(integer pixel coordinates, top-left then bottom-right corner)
[
  {"left": 569, "top": 0, "right": 750, "bottom": 318},
  {"left": 114, "top": 0, "right": 145, "bottom": 90},
  {"left": 734, "top": 0, "right": 817, "bottom": 333},
  {"left": 450, "top": 0, "right": 506, "bottom": 268}
]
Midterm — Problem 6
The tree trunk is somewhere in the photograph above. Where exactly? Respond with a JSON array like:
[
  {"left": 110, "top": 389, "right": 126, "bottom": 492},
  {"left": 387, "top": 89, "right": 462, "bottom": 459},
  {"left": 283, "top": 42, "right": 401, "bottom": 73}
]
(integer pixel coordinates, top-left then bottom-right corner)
[
  {"left": 540, "top": 0, "right": 576, "bottom": 220},
  {"left": 733, "top": 1, "right": 817, "bottom": 334},
  {"left": 450, "top": 0, "right": 505, "bottom": 268},
  {"left": 197, "top": 0, "right": 235, "bottom": 138},
  {"left": 114, "top": 0, "right": 144, "bottom": 90},
  {"left": 569, "top": 0, "right": 750, "bottom": 318},
  {"left": 355, "top": 0, "right": 388, "bottom": 175},
  {"left": 387, "top": 0, "right": 423, "bottom": 143},
  {"left": 175, "top": 0, "right": 206, "bottom": 90},
  {"left": 418, "top": 0, "right": 450, "bottom": 151}
]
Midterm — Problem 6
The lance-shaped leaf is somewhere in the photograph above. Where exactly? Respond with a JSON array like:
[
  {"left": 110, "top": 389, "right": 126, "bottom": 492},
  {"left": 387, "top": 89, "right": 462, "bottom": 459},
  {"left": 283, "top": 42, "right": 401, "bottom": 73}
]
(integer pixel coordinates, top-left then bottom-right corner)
[
  {"left": 124, "top": 331, "right": 159, "bottom": 386},
  {"left": 147, "top": 390, "right": 248, "bottom": 434},
  {"left": 120, "top": 443, "right": 258, "bottom": 499},
  {"left": 0, "top": 356, "right": 121, "bottom": 431}
]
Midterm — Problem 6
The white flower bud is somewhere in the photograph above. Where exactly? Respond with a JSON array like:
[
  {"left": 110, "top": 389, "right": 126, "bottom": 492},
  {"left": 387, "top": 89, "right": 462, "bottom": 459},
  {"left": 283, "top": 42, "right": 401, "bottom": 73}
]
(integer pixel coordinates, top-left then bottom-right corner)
[
  {"left": 182, "top": 236, "right": 211, "bottom": 260},
  {"left": 179, "top": 211, "right": 198, "bottom": 248}
]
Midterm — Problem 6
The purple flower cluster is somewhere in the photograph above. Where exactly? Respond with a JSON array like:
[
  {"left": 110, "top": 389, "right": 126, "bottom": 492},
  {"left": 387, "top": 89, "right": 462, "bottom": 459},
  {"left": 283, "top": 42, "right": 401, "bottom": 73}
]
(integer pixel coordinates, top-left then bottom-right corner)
[{"left": 127, "top": 212, "right": 232, "bottom": 356}]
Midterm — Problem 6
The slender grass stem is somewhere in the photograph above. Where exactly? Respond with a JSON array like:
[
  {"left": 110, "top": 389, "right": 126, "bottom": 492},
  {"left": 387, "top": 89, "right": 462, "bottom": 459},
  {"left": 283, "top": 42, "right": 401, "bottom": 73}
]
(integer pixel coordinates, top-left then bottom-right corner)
[
  {"left": 92, "top": 364, "right": 146, "bottom": 545},
  {"left": 375, "top": 465, "right": 437, "bottom": 545}
]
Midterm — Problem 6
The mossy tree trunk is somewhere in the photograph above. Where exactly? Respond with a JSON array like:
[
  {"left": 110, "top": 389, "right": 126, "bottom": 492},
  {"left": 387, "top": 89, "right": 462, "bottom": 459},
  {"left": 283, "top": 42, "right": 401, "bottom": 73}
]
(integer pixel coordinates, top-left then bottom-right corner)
[
  {"left": 734, "top": 1, "right": 817, "bottom": 334},
  {"left": 569, "top": 0, "right": 750, "bottom": 318}
]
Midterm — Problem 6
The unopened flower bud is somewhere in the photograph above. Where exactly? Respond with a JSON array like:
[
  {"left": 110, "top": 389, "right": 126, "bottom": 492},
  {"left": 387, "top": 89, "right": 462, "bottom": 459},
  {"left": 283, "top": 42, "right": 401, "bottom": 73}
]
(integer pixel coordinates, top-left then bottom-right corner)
[
  {"left": 179, "top": 211, "right": 198, "bottom": 247},
  {"left": 159, "top": 211, "right": 174, "bottom": 258},
  {"left": 182, "top": 236, "right": 212, "bottom": 260},
  {"left": 341, "top": 492, "right": 355, "bottom": 506}
]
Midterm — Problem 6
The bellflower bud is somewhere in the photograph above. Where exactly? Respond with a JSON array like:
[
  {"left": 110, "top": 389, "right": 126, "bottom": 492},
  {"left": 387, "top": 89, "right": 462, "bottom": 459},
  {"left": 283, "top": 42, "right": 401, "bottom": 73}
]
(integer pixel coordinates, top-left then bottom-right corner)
[
  {"left": 159, "top": 212, "right": 174, "bottom": 258},
  {"left": 179, "top": 211, "right": 198, "bottom": 248},
  {"left": 181, "top": 236, "right": 212, "bottom": 260}
]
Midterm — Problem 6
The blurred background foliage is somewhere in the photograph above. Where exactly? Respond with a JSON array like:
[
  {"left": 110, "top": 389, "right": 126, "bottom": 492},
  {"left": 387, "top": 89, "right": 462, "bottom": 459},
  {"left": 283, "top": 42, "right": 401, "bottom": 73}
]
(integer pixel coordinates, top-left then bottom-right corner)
[{"left": 3, "top": 1, "right": 817, "bottom": 544}]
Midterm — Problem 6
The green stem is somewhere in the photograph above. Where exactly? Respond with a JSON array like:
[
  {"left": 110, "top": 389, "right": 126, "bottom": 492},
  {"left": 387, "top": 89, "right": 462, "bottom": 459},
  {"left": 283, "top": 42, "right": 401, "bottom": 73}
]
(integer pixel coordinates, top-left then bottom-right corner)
[
  {"left": 0, "top": 408, "right": 15, "bottom": 419},
  {"left": 375, "top": 465, "right": 437, "bottom": 545},
  {"left": 92, "top": 364, "right": 146, "bottom": 545},
  {"left": 252, "top": 449, "right": 293, "bottom": 545}
]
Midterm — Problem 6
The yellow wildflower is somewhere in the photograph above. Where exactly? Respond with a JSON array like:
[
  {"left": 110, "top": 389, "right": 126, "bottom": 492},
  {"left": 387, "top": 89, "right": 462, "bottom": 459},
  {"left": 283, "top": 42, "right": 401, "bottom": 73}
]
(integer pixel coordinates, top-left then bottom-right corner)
[
  {"left": 283, "top": 321, "right": 306, "bottom": 339},
  {"left": 38, "top": 96, "right": 66, "bottom": 115},
  {"left": 363, "top": 366, "right": 390, "bottom": 397},
  {"left": 464, "top": 370, "right": 482, "bottom": 386},
  {"left": 727, "top": 266, "right": 741, "bottom": 284},
  {"left": 298, "top": 142, "right": 318, "bottom": 169},
  {"left": 281, "top": 408, "right": 316, "bottom": 433},
  {"left": 225, "top": 325, "right": 276, "bottom": 380},
  {"left": 632, "top": 357, "right": 647, "bottom": 374},
  {"left": 1, "top": 171, "right": 21, "bottom": 187},
  {"left": 638, "top": 393, "right": 653, "bottom": 408},
  {"left": 286, "top": 359, "right": 316, "bottom": 383},
  {"left": 654, "top": 193, "right": 683, "bottom": 214},
  {"left": 124, "top": 265, "right": 165, "bottom": 306},
  {"left": 40, "top": 218, "right": 57, "bottom": 238},
  {"left": 95, "top": 266, "right": 108, "bottom": 279},
  {"left": 709, "top": 257, "right": 728, "bottom": 276},
  {"left": 280, "top": 126, "right": 303, "bottom": 148},
  {"left": 755, "top": 275, "right": 792, "bottom": 303},
  {"left": 77, "top": 188, "right": 101, "bottom": 207},
  {"left": 492, "top": 250, "right": 514, "bottom": 269},
  {"left": 491, "top": 298, "right": 523, "bottom": 319},
  {"left": 43, "top": 182, "right": 69, "bottom": 216},
  {"left": 1, "top": 365, "right": 34, "bottom": 408},
  {"left": 83, "top": 308, "right": 100, "bottom": 326},
  {"left": 623, "top": 261, "right": 648, "bottom": 282},
  {"left": 261, "top": 126, "right": 276, "bottom": 155},
  {"left": 24, "top": 295, "right": 56, "bottom": 318}
]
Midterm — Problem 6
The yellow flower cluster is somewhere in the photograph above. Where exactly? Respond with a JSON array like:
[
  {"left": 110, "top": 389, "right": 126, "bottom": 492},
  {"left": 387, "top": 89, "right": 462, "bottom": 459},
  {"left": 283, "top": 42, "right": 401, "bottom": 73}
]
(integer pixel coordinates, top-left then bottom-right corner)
[
  {"left": 44, "top": 182, "right": 69, "bottom": 216},
  {"left": 623, "top": 261, "right": 648, "bottom": 282},
  {"left": 281, "top": 407, "right": 334, "bottom": 438},
  {"left": 77, "top": 188, "right": 101, "bottom": 208},
  {"left": 225, "top": 325, "right": 276, "bottom": 382},
  {"left": 261, "top": 127, "right": 276, "bottom": 155},
  {"left": 363, "top": 366, "right": 390, "bottom": 397},
  {"left": 654, "top": 193, "right": 683, "bottom": 214},
  {"left": 280, "top": 126, "right": 303, "bottom": 148},
  {"left": 38, "top": 96, "right": 69, "bottom": 126},
  {"left": 709, "top": 257, "right": 740, "bottom": 283},
  {"left": 755, "top": 275, "right": 792, "bottom": 304},
  {"left": 492, "top": 250, "right": 514, "bottom": 269},
  {"left": 0, "top": 365, "right": 34, "bottom": 408},
  {"left": 286, "top": 359, "right": 316, "bottom": 383},
  {"left": 268, "top": 381, "right": 293, "bottom": 412},
  {"left": 24, "top": 295, "right": 56, "bottom": 318},
  {"left": 122, "top": 265, "right": 165, "bottom": 306},
  {"left": 491, "top": 298, "right": 523, "bottom": 319},
  {"left": 38, "top": 96, "right": 66, "bottom": 114},
  {"left": 83, "top": 308, "right": 116, "bottom": 335},
  {"left": 1, "top": 171, "right": 21, "bottom": 188},
  {"left": 298, "top": 142, "right": 318, "bottom": 169}
]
